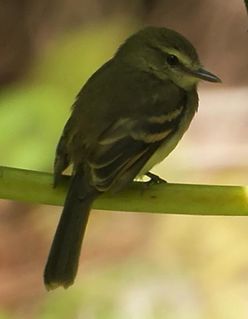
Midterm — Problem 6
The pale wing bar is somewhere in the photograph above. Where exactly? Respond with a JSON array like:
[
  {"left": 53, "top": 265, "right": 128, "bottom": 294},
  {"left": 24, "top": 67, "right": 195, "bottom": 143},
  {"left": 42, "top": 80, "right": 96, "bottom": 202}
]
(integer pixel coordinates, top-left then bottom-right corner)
[{"left": 87, "top": 106, "right": 185, "bottom": 191}]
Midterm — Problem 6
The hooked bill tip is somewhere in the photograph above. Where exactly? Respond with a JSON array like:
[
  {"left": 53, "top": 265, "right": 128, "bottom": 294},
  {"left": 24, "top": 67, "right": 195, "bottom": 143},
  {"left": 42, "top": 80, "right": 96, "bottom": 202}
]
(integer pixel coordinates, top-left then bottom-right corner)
[{"left": 192, "top": 68, "right": 222, "bottom": 83}]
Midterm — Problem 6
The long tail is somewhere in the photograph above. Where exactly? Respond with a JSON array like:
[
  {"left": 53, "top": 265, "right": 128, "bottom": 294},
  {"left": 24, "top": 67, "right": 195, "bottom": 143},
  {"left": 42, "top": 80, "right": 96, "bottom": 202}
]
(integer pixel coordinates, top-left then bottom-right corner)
[{"left": 44, "top": 171, "right": 99, "bottom": 290}]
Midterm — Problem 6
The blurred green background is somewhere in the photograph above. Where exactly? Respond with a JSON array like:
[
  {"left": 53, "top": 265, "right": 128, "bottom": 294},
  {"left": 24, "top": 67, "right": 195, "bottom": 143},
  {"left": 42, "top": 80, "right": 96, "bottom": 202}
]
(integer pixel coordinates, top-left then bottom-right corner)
[{"left": 0, "top": 1, "right": 248, "bottom": 318}]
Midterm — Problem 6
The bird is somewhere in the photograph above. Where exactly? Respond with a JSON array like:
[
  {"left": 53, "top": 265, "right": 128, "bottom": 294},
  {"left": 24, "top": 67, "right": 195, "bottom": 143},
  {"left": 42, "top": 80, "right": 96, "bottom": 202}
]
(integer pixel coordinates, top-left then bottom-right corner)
[{"left": 44, "top": 26, "right": 221, "bottom": 290}]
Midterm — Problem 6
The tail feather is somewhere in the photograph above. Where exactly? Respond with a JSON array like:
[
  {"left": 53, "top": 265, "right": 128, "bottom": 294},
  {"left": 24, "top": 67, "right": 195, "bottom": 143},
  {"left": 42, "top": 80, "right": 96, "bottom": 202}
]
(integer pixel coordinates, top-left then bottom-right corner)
[{"left": 44, "top": 171, "right": 99, "bottom": 290}]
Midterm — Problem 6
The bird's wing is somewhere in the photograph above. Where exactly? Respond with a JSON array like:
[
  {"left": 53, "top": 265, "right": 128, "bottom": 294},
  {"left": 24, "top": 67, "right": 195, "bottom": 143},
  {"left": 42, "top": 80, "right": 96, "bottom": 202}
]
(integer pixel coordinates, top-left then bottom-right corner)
[{"left": 86, "top": 104, "right": 186, "bottom": 192}]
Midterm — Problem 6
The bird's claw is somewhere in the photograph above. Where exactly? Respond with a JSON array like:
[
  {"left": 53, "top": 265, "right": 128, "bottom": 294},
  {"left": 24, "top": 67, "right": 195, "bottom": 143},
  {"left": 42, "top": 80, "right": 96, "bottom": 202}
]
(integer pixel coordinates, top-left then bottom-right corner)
[{"left": 146, "top": 172, "right": 167, "bottom": 185}]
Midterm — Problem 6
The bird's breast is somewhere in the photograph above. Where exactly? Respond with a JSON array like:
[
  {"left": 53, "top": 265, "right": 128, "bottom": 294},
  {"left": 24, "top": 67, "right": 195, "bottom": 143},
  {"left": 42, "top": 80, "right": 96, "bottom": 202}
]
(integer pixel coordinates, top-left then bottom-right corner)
[{"left": 138, "top": 95, "right": 197, "bottom": 176}]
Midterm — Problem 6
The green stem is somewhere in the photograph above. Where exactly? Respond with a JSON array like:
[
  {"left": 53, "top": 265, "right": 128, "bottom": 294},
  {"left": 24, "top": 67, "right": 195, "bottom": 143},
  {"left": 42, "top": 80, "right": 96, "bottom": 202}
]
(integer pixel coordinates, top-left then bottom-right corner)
[{"left": 0, "top": 166, "right": 247, "bottom": 216}]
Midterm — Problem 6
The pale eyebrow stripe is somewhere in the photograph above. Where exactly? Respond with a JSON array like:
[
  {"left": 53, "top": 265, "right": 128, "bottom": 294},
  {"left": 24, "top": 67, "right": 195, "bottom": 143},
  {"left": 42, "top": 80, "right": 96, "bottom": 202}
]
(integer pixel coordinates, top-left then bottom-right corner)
[{"left": 148, "top": 43, "right": 193, "bottom": 68}]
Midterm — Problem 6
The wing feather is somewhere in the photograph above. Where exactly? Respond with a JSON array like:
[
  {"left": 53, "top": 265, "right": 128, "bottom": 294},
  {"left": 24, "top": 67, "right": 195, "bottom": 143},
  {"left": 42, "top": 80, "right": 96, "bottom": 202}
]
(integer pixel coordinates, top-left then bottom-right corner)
[{"left": 87, "top": 106, "right": 185, "bottom": 192}]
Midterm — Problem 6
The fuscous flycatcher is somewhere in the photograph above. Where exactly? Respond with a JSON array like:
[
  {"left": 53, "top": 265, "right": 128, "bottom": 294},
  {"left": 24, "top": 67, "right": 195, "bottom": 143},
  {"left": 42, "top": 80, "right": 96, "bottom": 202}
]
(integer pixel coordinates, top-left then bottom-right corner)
[{"left": 44, "top": 26, "right": 221, "bottom": 290}]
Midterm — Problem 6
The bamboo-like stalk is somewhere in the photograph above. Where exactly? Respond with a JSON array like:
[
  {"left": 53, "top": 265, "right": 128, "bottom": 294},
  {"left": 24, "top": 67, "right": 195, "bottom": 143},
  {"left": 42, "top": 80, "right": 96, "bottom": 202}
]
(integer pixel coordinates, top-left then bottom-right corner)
[{"left": 0, "top": 166, "right": 247, "bottom": 216}]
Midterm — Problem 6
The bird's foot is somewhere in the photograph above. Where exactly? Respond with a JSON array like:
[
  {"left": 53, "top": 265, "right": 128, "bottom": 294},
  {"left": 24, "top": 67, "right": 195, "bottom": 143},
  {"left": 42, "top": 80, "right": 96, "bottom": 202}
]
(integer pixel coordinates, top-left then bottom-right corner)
[{"left": 146, "top": 172, "right": 167, "bottom": 185}]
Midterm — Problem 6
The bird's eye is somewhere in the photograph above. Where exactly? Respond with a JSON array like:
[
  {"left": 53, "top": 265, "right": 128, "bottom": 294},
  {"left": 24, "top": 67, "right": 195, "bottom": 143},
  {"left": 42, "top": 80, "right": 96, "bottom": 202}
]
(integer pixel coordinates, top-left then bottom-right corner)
[{"left": 166, "top": 54, "right": 179, "bottom": 66}]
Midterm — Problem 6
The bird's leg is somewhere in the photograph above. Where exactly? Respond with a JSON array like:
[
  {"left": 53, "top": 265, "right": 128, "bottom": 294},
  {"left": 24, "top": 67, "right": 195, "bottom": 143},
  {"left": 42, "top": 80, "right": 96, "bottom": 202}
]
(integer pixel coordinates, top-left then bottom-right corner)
[{"left": 146, "top": 172, "right": 167, "bottom": 184}]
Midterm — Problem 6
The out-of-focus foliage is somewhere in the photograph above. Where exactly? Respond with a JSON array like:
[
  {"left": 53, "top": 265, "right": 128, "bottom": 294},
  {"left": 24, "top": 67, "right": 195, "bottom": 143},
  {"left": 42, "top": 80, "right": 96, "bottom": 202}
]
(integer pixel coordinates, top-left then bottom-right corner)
[{"left": 0, "top": 21, "right": 134, "bottom": 170}]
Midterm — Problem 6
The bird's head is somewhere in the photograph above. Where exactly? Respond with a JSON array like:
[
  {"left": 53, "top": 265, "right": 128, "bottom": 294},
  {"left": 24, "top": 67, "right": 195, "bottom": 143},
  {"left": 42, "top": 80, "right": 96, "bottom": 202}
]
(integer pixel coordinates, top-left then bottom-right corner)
[{"left": 116, "top": 27, "right": 221, "bottom": 91}]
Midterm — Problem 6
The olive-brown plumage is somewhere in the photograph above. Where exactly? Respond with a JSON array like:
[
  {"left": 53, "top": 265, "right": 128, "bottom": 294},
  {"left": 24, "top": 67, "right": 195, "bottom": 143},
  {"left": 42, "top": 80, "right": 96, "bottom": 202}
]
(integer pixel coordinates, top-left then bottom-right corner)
[{"left": 44, "top": 26, "right": 220, "bottom": 290}]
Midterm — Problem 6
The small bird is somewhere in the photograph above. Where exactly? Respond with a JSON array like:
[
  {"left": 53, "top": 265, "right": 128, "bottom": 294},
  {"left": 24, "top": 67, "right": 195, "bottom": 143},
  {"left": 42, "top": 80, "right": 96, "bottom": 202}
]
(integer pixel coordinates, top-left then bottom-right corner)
[{"left": 44, "top": 26, "right": 221, "bottom": 290}]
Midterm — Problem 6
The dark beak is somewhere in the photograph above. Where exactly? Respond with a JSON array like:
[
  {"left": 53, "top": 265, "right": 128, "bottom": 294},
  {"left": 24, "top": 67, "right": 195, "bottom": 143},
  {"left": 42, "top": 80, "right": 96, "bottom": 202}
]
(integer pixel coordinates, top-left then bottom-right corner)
[{"left": 192, "top": 68, "right": 221, "bottom": 83}]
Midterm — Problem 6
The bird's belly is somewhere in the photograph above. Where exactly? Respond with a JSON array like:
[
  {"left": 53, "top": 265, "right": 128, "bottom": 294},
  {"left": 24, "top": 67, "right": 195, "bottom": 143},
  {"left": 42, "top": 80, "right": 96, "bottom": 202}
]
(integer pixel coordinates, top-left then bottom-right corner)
[{"left": 138, "top": 106, "right": 196, "bottom": 176}]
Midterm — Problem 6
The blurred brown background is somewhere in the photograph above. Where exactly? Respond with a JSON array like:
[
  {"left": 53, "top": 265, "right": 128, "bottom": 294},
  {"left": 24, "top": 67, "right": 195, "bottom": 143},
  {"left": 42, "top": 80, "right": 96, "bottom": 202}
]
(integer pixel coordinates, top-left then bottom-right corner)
[
  {"left": 1, "top": 0, "right": 247, "bottom": 87},
  {"left": 0, "top": 1, "right": 247, "bottom": 318}
]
